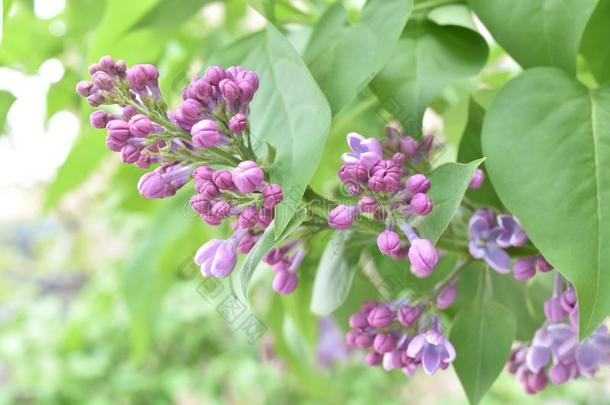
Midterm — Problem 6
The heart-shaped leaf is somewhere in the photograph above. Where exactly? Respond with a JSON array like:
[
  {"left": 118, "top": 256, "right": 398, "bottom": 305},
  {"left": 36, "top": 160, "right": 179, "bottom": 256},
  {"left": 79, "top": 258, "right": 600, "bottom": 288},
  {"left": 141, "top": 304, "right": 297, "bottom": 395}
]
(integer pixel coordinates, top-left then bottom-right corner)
[
  {"left": 371, "top": 20, "right": 488, "bottom": 132},
  {"left": 451, "top": 269, "right": 516, "bottom": 405},
  {"left": 304, "top": 0, "right": 413, "bottom": 114},
  {"left": 482, "top": 67, "right": 610, "bottom": 337},
  {"left": 470, "top": 0, "right": 598, "bottom": 74},
  {"left": 411, "top": 159, "right": 484, "bottom": 243},
  {"left": 244, "top": 25, "right": 332, "bottom": 239}
]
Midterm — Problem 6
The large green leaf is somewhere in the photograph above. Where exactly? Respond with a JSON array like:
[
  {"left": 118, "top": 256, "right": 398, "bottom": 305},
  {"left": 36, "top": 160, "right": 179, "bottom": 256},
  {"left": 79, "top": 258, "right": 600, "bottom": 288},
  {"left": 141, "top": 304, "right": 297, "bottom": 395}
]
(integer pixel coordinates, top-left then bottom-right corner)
[
  {"left": 470, "top": 0, "right": 598, "bottom": 74},
  {"left": 0, "top": 90, "right": 15, "bottom": 134},
  {"left": 243, "top": 25, "right": 332, "bottom": 238},
  {"left": 457, "top": 99, "right": 503, "bottom": 209},
  {"left": 310, "top": 230, "right": 361, "bottom": 315},
  {"left": 451, "top": 269, "right": 516, "bottom": 405},
  {"left": 482, "top": 67, "right": 610, "bottom": 338},
  {"left": 371, "top": 20, "right": 488, "bottom": 132},
  {"left": 304, "top": 0, "right": 413, "bottom": 114},
  {"left": 411, "top": 159, "right": 484, "bottom": 243},
  {"left": 580, "top": 0, "right": 610, "bottom": 84}
]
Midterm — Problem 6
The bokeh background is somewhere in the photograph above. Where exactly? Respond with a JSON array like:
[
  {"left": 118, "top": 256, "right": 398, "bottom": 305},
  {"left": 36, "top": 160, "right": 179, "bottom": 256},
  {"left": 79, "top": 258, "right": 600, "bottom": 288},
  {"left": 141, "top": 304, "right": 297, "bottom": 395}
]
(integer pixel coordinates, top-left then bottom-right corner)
[{"left": 1, "top": 0, "right": 609, "bottom": 403}]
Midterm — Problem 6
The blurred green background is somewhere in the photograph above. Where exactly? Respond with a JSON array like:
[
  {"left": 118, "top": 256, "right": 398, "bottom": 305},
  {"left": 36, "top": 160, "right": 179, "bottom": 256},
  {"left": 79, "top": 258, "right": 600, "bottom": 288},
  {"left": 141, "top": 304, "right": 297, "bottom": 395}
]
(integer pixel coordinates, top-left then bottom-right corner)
[{"left": 1, "top": 0, "right": 609, "bottom": 403}]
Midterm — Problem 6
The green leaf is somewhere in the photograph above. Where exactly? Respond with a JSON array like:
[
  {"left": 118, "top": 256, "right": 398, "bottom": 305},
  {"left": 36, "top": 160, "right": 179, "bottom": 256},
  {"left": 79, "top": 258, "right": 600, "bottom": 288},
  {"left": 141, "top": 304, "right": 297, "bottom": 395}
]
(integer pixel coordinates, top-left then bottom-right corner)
[
  {"left": 469, "top": 0, "right": 597, "bottom": 74},
  {"left": 310, "top": 230, "right": 361, "bottom": 315},
  {"left": 580, "top": 0, "right": 610, "bottom": 84},
  {"left": 482, "top": 67, "right": 610, "bottom": 338},
  {"left": 304, "top": 0, "right": 413, "bottom": 114},
  {"left": 243, "top": 25, "right": 331, "bottom": 238},
  {"left": 457, "top": 99, "right": 503, "bottom": 209},
  {"left": 0, "top": 90, "right": 15, "bottom": 134},
  {"left": 371, "top": 20, "right": 488, "bottom": 132},
  {"left": 411, "top": 159, "right": 484, "bottom": 243},
  {"left": 451, "top": 270, "right": 516, "bottom": 405}
]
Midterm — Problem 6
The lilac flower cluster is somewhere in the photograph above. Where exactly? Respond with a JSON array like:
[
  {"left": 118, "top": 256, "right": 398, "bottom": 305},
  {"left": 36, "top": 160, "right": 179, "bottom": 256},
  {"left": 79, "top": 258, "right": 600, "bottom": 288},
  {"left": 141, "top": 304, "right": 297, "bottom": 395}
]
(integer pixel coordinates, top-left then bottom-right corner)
[
  {"left": 346, "top": 300, "right": 455, "bottom": 376},
  {"left": 468, "top": 209, "right": 552, "bottom": 278},
  {"left": 328, "top": 127, "right": 439, "bottom": 278},
  {"left": 508, "top": 275, "right": 610, "bottom": 394},
  {"left": 77, "top": 56, "right": 295, "bottom": 286}
]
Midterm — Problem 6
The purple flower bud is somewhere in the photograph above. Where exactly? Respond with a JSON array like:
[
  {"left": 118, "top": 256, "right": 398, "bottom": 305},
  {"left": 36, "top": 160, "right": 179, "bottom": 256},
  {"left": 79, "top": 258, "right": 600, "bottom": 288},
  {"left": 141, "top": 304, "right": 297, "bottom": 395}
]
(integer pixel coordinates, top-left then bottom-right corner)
[
  {"left": 544, "top": 297, "right": 568, "bottom": 322},
  {"left": 406, "top": 174, "right": 431, "bottom": 194},
  {"left": 373, "top": 333, "right": 397, "bottom": 354},
  {"left": 258, "top": 208, "right": 274, "bottom": 228},
  {"left": 357, "top": 196, "right": 378, "bottom": 214},
  {"left": 264, "top": 247, "right": 284, "bottom": 265},
  {"left": 346, "top": 330, "right": 359, "bottom": 346},
  {"left": 367, "top": 304, "right": 393, "bottom": 328},
  {"left": 188, "top": 78, "right": 212, "bottom": 101},
  {"left": 368, "top": 175, "right": 385, "bottom": 192},
  {"left": 120, "top": 144, "right": 140, "bottom": 163},
  {"left": 76, "top": 81, "right": 93, "bottom": 97},
  {"left": 366, "top": 352, "right": 383, "bottom": 366},
  {"left": 135, "top": 153, "right": 151, "bottom": 169},
  {"left": 190, "top": 194, "right": 212, "bottom": 214},
  {"left": 560, "top": 285, "right": 577, "bottom": 312},
  {"left": 549, "top": 363, "right": 570, "bottom": 385},
  {"left": 436, "top": 282, "right": 458, "bottom": 309},
  {"left": 408, "top": 239, "right": 438, "bottom": 278},
  {"left": 122, "top": 105, "right": 137, "bottom": 121},
  {"left": 213, "top": 170, "right": 235, "bottom": 190},
  {"left": 191, "top": 119, "right": 220, "bottom": 148},
  {"left": 237, "top": 232, "right": 258, "bottom": 254},
  {"left": 397, "top": 305, "right": 421, "bottom": 327},
  {"left": 137, "top": 164, "right": 191, "bottom": 199},
  {"left": 391, "top": 152, "right": 405, "bottom": 166},
  {"left": 237, "top": 80, "right": 255, "bottom": 102},
  {"left": 89, "top": 110, "right": 109, "bottom": 128},
  {"left": 410, "top": 193, "right": 433, "bottom": 216},
  {"left": 229, "top": 113, "right": 248, "bottom": 134},
  {"left": 239, "top": 205, "right": 259, "bottom": 229},
  {"left": 219, "top": 78, "right": 240, "bottom": 102},
  {"left": 106, "top": 120, "right": 131, "bottom": 144},
  {"left": 92, "top": 71, "right": 114, "bottom": 91},
  {"left": 193, "top": 166, "right": 215, "bottom": 182},
  {"left": 99, "top": 55, "right": 115, "bottom": 71},
  {"left": 354, "top": 332, "right": 373, "bottom": 349},
  {"left": 377, "top": 231, "right": 401, "bottom": 255},
  {"left": 211, "top": 200, "right": 231, "bottom": 219},
  {"left": 400, "top": 136, "right": 418, "bottom": 156},
  {"left": 199, "top": 181, "right": 221, "bottom": 199},
  {"left": 469, "top": 169, "right": 485, "bottom": 189},
  {"left": 126, "top": 65, "right": 149, "bottom": 91},
  {"left": 115, "top": 60, "right": 126, "bottom": 73},
  {"left": 512, "top": 257, "right": 536, "bottom": 282},
  {"left": 536, "top": 256, "right": 553, "bottom": 272},
  {"left": 87, "top": 93, "right": 104, "bottom": 107},
  {"left": 232, "top": 160, "right": 264, "bottom": 193},
  {"left": 328, "top": 204, "right": 357, "bottom": 229},
  {"left": 272, "top": 270, "right": 299, "bottom": 295},
  {"left": 204, "top": 65, "right": 226, "bottom": 85},
  {"left": 129, "top": 114, "right": 153, "bottom": 138},
  {"left": 195, "top": 238, "right": 238, "bottom": 278},
  {"left": 349, "top": 312, "right": 369, "bottom": 329},
  {"left": 525, "top": 371, "right": 547, "bottom": 394},
  {"left": 202, "top": 213, "right": 222, "bottom": 226},
  {"left": 262, "top": 184, "right": 283, "bottom": 209}
]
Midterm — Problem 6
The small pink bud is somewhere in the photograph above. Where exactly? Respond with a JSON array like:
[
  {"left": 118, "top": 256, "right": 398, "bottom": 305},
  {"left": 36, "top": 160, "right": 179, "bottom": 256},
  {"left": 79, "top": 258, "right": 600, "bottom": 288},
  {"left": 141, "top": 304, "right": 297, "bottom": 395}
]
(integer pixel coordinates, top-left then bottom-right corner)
[
  {"left": 410, "top": 193, "right": 433, "bottom": 216},
  {"left": 232, "top": 160, "right": 264, "bottom": 193},
  {"left": 469, "top": 169, "right": 485, "bottom": 189},
  {"left": 272, "top": 270, "right": 299, "bottom": 295},
  {"left": 406, "top": 174, "right": 431, "bottom": 194},
  {"left": 377, "top": 231, "right": 401, "bottom": 256}
]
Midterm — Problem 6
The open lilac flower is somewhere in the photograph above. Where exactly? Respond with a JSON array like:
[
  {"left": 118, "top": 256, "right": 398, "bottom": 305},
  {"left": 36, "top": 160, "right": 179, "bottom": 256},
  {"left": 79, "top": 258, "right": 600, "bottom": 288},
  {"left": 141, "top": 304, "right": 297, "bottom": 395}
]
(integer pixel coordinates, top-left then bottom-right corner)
[
  {"left": 497, "top": 214, "right": 528, "bottom": 247},
  {"left": 341, "top": 132, "right": 383, "bottom": 169},
  {"left": 468, "top": 209, "right": 510, "bottom": 273},
  {"left": 407, "top": 329, "right": 456, "bottom": 375}
]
